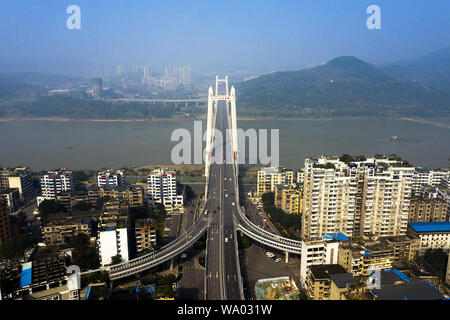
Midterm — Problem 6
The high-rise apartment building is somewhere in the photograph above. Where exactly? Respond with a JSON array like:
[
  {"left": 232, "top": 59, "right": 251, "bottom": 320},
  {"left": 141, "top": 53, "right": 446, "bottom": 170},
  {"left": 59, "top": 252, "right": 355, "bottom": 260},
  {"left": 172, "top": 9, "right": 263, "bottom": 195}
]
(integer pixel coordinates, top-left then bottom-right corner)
[
  {"left": 97, "top": 170, "right": 126, "bottom": 187},
  {"left": 91, "top": 78, "right": 103, "bottom": 99},
  {"left": 0, "top": 167, "right": 34, "bottom": 201},
  {"left": 0, "top": 200, "right": 12, "bottom": 245},
  {"left": 412, "top": 168, "right": 449, "bottom": 196},
  {"left": 147, "top": 169, "right": 183, "bottom": 211},
  {"left": 302, "top": 157, "right": 357, "bottom": 240},
  {"left": 40, "top": 169, "right": 75, "bottom": 200},
  {"left": 256, "top": 167, "right": 295, "bottom": 196},
  {"left": 179, "top": 65, "right": 191, "bottom": 86},
  {"left": 409, "top": 198, "right": 448, "bottom": 223},
  {"left": 302, "top": 156, "right": 414, "bottom": 241},
  {"left": 360, "top": 165, "right": 414, "bottom": 237}
]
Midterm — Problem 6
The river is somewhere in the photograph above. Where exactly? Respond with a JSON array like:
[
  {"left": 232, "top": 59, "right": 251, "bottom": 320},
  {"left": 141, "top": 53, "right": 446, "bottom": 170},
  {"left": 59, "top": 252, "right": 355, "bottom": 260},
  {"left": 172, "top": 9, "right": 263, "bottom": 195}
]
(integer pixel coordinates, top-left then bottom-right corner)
[{"left": 0, "top": 118, "right": 448, "bottom": 171}]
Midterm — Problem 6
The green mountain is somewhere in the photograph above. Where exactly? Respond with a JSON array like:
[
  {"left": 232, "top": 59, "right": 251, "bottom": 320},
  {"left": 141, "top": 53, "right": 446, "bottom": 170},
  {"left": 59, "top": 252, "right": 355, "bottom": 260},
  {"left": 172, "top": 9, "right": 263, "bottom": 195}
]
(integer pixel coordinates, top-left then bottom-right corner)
[
  {"left": 237, "top": 56, "right": 450, "bottom": 118},
  {"left": 380, "top": 46, "right": 450, "bottom": 92}
]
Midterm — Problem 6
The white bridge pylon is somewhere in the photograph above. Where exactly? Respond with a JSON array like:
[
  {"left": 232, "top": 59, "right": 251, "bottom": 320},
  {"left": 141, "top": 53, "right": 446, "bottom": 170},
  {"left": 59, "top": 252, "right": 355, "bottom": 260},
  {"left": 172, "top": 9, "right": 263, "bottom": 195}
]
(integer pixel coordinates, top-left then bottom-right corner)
[{"left": 205, "top": 75, "right": 239, "bottom": 177}]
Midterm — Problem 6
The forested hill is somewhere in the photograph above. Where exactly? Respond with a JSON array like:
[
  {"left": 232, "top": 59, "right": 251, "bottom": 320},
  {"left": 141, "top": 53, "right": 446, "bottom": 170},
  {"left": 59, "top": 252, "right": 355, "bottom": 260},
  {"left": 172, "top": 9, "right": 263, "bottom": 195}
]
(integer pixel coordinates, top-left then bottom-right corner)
[{"left": 237, "top": 56, "right": 450, "bottom": 118}]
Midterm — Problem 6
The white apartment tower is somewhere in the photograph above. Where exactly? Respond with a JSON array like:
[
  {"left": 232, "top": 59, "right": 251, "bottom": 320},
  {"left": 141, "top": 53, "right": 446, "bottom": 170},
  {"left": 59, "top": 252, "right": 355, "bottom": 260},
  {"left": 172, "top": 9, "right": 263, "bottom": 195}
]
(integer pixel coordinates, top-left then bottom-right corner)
[
  {"left": 412, "top": 168, "right": 449, "bottom": 196},
  {"left": 97, "top": 170, "right": 126, "bottom": 187},
  {"left": 147, "top": 169, "right": 183, "bottom": 210},
  {"left": 40, "top": 169, "right": 75, "bottom": 200}
]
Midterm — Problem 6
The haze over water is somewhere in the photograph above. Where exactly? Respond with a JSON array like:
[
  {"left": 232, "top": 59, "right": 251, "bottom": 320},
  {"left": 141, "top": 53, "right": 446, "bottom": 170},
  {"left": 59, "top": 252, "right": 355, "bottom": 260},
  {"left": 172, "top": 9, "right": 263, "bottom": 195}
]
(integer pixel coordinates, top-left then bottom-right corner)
[{"left": 0, "top": 118, "right": 448, "bottom": 171}]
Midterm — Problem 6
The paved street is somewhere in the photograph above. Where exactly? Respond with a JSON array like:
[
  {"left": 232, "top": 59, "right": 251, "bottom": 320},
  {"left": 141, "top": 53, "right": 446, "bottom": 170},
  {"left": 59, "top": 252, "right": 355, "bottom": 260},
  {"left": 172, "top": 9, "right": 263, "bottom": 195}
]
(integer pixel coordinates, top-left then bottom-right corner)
[
  {"left": 205, "top": 101, "right": 242, "bottom": 300},
  {"left": 177, "top": 188, "right": 206, "bottom": 300}
]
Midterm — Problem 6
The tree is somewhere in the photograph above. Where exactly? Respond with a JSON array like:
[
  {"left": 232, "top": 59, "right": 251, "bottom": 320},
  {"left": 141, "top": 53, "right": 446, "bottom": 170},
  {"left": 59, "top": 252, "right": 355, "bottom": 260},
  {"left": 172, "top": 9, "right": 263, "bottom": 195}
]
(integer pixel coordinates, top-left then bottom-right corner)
[
  {"left": 261, "top": 192, "right": 275, "bottom": 206},
  {"left": 0, "top": 234, "right": 37, "bottom": 259},
  {"left": 95, "top": 197, "right": 110, "bottom": 210},
  {"left": 72, "top": 246, "right": 99, "bottom": 270},
  {"left": 74, "top": 170, "right": 89, "bottom": 182},
  {"left": 73, "top": 202, "right": 92, "bottom": 211},
  {"left": 130, "top": 206, "right": 149, "bottom": 219},
  {"left": 423, "top": 249, "right": 448, "bottom": 280},
  {"left": 38, "top": 200, "right": 65, "bottom": 223},
  {"left": 340, "top": 154, "right": 355, "bottom": 164},
  {"left": 68, "top": 234, "right": 100, "bottom": 270},
  {"left": 110, "top": 254, "right": 122, "bottom": 265},
  {"left": 184, "top": 185, "right": 196, "bottom": 201}
]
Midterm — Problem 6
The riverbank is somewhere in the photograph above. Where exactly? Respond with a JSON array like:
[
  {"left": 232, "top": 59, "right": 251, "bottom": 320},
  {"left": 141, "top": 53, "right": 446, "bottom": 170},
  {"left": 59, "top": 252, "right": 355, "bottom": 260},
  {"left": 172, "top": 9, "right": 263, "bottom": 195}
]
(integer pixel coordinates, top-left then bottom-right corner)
[{"left": 1, "top": 116, "right": 449, "bottom": 128}]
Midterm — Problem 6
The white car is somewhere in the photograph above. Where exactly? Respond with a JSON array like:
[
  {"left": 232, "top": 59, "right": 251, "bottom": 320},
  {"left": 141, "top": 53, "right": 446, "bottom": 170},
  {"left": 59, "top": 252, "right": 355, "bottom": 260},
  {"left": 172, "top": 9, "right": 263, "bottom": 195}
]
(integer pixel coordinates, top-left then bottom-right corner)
[
  {"left": 225, "top": 194, "right": 228, "bottom": 197},
  {"left": 225, "top": 238, "right": 228, "bottom": 243},
  {"left": 232, "top": 202, "right": 235, "bottom": 206},
  {"left": 265, "top": 251, "right": 274, "bottom": 258}
]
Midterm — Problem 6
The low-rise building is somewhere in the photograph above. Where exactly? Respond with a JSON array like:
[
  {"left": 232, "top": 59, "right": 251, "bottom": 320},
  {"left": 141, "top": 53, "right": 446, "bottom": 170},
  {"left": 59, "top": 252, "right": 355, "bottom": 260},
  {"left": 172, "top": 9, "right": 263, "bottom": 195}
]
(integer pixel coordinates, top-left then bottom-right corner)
[
  {"left": 300, "top": 238, "right": 339, "bottom": 283},
  {"left": 42, "top": 217, "right": 92, "bottom": 245},
  {"left": 100, "top": 186, "right": 145, "bottom": 208},
  {"left": 135, "top": 223, "right": 157, "bottom": 252},
  {"left": 338, "top": 242, "right": 394, "bottom": 276},
  {"left": 274, "top": 185, "right": 302, "bottom": 214},
  {"left": 56, "top": 186, "right": 145, "bottom": 211},
  {"left": 384, "top": 235, "right": 420, "bottom": 264},
  {"left": 14, "top": 256, "right": 76, "bottom": 300},
  {"left": 370, "top": 269, "right": 444, "bottom": 300},
  {"left": 407, "top": 222, "right": 450, "bottom": 250},
  {"left": 257, "top": 167, "right": 295, "bottom": 196},
  {"left": 305, "top": 264, "right": 368, "bottom": 300}
]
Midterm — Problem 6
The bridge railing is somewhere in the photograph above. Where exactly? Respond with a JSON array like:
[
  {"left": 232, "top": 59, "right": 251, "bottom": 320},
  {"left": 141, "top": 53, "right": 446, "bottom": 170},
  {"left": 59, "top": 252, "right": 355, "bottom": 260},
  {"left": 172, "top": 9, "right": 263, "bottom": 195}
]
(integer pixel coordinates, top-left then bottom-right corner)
[
  {"left": 109, "top": 211, "right": 206, "bottom": 273},
  {"left": 226, "top": 124, "right": 302, "bottom": 251},
  {"left": 110, "top": 224, "right": 208, "bottom": 280},
  {"left": 236, "top": 223, "right": 302, "bottom": 254},
  {"left": 231, "top": 166, "right": 302, "bottom": 249}
]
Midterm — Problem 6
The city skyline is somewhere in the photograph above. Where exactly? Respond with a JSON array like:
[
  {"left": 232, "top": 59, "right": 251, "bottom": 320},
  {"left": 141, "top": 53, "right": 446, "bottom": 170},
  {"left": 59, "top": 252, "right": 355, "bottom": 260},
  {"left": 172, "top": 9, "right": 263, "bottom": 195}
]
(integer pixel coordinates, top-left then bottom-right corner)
[{"left": 0, "top": 1, "right": 449, "bottom": 75}]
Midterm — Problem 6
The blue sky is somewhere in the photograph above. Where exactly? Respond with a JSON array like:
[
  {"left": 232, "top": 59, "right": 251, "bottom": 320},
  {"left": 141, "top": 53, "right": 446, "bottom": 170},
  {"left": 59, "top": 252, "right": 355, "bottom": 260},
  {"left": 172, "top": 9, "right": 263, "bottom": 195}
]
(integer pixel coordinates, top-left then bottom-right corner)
[{"left": 0, "top": 0, "right": 449, "bottom": 74}]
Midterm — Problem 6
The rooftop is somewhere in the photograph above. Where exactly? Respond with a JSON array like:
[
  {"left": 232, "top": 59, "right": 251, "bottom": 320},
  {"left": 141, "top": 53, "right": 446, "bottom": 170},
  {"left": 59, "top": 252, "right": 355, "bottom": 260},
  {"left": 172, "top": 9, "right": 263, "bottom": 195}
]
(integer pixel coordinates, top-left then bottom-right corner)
[
  {"left": 309, "top": 264, "right": 347, "bottom": 280},
  {"left": 323, "top": 232, "right": 349, "bottom": 241},
  {"left": 373, "top": 270, "right": 444, "bottom": 300},
  {"left": 329, "top": 273, "right": 358, "bottom": 288},
  {"left": 408, "top": 222, "right": 450, "bottom": 233}
]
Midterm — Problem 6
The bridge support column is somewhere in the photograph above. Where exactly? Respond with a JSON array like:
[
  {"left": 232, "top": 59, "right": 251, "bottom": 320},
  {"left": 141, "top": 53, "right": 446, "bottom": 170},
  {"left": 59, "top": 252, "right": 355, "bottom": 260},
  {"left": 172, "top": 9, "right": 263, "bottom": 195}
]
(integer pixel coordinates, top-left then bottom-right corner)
[
  {"left": 229, "top": 86, "right": 238, "bottom": 177},
  {"left": 204, "top": 86, "right": 215, "bottom": 177},
  {"left": 285, "top": 251, "right": 289, "bottom": 264},
  {"left": 170, "top": 257, "right": 174, "bottom": 270}
]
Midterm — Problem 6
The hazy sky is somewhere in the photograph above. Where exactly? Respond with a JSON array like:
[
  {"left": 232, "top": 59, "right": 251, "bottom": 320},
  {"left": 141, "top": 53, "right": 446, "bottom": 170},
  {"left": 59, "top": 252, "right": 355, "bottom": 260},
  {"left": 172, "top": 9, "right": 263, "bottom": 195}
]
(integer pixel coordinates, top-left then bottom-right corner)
[{"left": 0, "top": 0, "right": 449, "bottom": 74}]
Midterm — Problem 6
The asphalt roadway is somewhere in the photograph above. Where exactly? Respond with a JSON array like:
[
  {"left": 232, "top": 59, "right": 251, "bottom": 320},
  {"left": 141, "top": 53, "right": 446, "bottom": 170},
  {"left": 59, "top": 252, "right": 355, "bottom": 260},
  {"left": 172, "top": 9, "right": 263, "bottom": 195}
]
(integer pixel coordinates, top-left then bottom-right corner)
[{"left": 205, "top": 101, "right": 242, "bottom": 300}]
